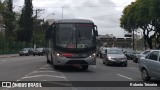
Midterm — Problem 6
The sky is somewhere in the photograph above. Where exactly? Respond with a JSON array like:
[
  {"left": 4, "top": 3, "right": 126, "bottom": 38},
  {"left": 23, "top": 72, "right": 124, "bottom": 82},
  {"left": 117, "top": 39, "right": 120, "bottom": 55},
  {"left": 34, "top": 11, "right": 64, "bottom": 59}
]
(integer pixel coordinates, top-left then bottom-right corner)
[{"left": 13, "top": 0, "right": 135, "bottom": 38}]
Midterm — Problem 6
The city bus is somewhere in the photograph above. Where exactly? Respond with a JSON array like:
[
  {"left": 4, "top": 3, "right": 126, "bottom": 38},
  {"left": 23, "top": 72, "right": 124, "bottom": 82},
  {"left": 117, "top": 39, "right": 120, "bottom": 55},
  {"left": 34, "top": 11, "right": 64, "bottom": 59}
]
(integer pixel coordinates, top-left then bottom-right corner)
[{"left": 45, "top": 19, "right": 98, "bottom": 70}]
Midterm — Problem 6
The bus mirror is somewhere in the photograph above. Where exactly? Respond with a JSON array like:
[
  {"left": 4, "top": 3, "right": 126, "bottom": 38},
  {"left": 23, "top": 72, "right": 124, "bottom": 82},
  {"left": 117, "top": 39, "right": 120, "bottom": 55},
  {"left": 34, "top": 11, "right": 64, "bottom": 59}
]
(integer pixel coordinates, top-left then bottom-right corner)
[
  {"left": 94, "top": 25, "right": 98, "bottom": 36},
  {"left": 95, "top": 30, "right": 98, "bottom": 36}
]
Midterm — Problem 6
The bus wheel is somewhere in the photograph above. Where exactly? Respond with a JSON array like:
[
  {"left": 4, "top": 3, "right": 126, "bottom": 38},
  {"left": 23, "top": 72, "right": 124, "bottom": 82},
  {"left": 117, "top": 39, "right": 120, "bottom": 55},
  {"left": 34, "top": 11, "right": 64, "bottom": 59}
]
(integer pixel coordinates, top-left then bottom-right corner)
[
  {"left": 46, "top": 54, "right": 50, "bottom": 64},
  {"left": 82, "top": 65, "right": 88, "bottom": 70}
]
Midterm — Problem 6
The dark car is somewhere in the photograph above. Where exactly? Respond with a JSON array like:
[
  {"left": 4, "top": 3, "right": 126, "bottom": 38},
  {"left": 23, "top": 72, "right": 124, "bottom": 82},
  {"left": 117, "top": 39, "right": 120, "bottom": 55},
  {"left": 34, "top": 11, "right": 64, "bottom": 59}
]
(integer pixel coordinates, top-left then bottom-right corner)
[
  {"left": 124, "top": 49, "right": 135, "bottom": 60},
  {"left": 33, "top": 48, "right": 45, "bottom": 56},
  {"left": 19, "top": 48, "right": 34, "bottom": 56},
  {"left": 102, "top": 48, "right": 127, "bottom": 67},
  {"left": 132, "top": 50, "right": 143, "bottom": 63}
]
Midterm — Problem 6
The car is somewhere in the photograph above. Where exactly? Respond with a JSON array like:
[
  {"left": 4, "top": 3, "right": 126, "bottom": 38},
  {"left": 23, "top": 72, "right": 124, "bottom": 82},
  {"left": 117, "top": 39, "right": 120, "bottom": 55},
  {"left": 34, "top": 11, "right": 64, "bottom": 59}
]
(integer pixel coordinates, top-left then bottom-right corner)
[
  {"left": 139, "top": 50, "right": 160, "bottom": 81},
  {"left": 124, "top": 49, "right": 135, "bottom": 60},
  {"left": 33, "top": 48, "right": 45, "bottom": 56},
  {"left": 99, "top": 47, "right": 107, "bottom": 58},
  {"left": 102, "top": 48, "right": 127, "bottom": 67},
  {"left": 19, "top": 48, "right": 34, "bottom": 56},
  {"left": 133, "top": 50, "right": 151, "bottom": 63}
]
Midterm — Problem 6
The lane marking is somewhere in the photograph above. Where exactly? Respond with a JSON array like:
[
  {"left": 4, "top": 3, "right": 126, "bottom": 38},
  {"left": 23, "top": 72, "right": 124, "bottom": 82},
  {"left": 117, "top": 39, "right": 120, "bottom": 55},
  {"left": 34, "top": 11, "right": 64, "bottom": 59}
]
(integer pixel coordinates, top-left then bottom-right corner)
[
  {"left": 16, "top": 64, "right": 49, "bottom": 81},
  {"left": 117, "top": 74, "right": 133, "bottom": 80},
  {"left": 2, "top": 60, "right": 6, "bottom": 61},
  {"left": 60, "top": 72, "right": 78, "bottom": 90},
  {"left": 20, "top": 75, "right": 66, "bottom": 79},
  {"left": 33, "top": 71, "right": 58, "bottom": 73}
]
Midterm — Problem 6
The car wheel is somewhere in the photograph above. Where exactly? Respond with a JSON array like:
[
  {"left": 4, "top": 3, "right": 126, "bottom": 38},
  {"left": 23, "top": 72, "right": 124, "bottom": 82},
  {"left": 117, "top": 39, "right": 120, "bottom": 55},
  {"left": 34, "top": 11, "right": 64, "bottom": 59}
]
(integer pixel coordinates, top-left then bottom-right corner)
[
  {"left": 141, "top": 68, "right": 151, "bottom": 81},
  {"left": 103, "top": 61, "right": 105, "bottom": 64},
  {"left": 82, "top": 65, "right": 88, "bottom": 70},
  {"left": 105, "top": 61, "right": 110, "bottom": 66}
]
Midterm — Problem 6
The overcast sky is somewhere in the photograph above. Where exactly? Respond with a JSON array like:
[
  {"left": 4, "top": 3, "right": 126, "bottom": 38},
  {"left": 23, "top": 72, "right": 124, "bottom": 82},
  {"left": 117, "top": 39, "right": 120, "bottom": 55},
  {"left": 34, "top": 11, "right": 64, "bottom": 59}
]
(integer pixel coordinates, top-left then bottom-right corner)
[{"left": 13, "top": 0, "right": 135, "bottom": 38}]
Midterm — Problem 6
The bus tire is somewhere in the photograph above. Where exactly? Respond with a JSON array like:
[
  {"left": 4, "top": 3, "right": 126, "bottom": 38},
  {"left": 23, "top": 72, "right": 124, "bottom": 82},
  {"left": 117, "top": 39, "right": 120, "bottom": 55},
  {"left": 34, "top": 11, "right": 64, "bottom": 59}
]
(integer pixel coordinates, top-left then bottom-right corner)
[
  {"left": 46, "top": 54, "right": 50, "bottom": 64},
  {"left": 82, "top": 65, "right": 88, "bottom": 70}
]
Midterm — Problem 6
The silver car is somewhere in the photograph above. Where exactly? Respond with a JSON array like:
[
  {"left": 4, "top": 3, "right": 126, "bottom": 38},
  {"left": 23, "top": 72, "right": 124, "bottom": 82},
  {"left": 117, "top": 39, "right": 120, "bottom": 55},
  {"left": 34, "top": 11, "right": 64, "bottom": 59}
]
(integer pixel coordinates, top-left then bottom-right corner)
[
  {"left": 136, "top": 50, "right": 151, "bottom": 63},
  {"left": 139, "top": 50, "right": 160, "bottom": 81},
  {"left": 102, "top": 48, "right": 127, "bottom": 67}
]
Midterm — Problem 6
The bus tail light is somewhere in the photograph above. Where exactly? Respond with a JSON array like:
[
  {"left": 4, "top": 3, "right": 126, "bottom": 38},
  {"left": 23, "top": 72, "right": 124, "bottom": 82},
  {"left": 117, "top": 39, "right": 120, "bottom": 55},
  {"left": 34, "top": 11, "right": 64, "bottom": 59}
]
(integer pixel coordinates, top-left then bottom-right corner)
[{"left": 62, "top": 53, "right": 75, "bottom": 57}]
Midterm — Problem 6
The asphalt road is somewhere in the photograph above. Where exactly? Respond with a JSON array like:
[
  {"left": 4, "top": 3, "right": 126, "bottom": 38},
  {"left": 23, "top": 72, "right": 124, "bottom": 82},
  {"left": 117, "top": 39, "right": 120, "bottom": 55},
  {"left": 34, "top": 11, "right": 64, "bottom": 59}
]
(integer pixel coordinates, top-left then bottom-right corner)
[{"left": 0, "top": 56, "right": 159, "bottom": 90}]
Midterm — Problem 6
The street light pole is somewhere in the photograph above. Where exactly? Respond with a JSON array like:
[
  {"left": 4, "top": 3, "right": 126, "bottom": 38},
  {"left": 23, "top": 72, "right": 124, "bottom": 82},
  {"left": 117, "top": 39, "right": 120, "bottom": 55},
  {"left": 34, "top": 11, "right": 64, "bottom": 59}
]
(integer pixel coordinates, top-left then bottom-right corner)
[{"left": 33, "top": 9, "right": 44, "bottom": 49}]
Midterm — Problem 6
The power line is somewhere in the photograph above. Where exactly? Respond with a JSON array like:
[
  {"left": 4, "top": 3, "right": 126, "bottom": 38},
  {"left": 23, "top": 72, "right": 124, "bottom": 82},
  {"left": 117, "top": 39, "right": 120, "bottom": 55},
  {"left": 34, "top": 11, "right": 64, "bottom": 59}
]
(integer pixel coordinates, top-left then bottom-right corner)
[{"left": 33, "top": 5, "right": 126, "bottom": 9}]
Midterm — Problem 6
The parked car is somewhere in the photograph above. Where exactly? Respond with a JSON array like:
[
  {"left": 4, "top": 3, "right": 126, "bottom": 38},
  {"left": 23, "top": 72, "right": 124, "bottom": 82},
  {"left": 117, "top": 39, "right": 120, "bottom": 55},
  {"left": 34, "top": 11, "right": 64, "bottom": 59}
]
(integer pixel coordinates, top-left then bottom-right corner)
[
  {"left": 19, "top": 48, "right": 34, "bottom": 56},
  {"left": 133, "top": 50, "right": 151, "bottom": 63},
  {"left": 102, "top": 48, "right": 127, "bottom": 67},
  {"left": 139, "top": 50, "right": 160, "bottom": 81},
  {"left": 33, "top": 48, "right": 45, "bottom": 56}
]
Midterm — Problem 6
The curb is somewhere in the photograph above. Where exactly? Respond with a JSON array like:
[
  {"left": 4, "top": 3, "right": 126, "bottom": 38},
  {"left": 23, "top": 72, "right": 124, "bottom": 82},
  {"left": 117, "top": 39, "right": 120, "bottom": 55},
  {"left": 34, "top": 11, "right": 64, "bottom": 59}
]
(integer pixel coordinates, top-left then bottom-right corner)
[{"left": 0, "top": 54, "right": 19, "bottom": 58}]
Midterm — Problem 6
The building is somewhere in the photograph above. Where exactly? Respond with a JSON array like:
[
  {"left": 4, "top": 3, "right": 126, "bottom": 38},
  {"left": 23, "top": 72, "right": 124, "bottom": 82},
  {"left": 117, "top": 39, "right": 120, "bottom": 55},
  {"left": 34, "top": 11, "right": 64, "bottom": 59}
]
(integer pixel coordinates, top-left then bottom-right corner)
[{"left": 98, "top": 35, "right": 132, "bottom": 48}]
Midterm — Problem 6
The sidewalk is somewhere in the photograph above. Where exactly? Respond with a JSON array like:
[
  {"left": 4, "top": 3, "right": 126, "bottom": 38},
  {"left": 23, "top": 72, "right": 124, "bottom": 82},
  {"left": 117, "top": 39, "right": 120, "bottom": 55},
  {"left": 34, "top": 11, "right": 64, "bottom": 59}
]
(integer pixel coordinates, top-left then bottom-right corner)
[{"left": 0, "top": 54, "right": 19, "bottom": 58}]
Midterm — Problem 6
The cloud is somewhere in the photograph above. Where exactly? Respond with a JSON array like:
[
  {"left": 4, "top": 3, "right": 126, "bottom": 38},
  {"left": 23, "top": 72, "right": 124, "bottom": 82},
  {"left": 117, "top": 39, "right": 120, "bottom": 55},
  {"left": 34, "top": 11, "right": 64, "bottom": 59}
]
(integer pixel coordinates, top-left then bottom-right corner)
[{"left": 13, "top": 0, "right": 135, "bottom": 37}]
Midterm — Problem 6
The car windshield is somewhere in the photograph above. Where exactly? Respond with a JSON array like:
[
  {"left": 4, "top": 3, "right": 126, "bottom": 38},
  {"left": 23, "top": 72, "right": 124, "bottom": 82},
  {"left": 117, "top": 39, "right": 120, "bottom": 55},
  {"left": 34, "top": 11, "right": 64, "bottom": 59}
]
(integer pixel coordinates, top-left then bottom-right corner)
[
  {"left": 143, "top": 51, "right": 150, "bottom": 55},
  {"left": 22, "top": 48, "right": 29, "bottom": 51},
  {"left": 56, "top": 24, "right": 95, "bottom": 48},
  {"left": 107, "top": 49, "right": 123, "bottom": 54}
]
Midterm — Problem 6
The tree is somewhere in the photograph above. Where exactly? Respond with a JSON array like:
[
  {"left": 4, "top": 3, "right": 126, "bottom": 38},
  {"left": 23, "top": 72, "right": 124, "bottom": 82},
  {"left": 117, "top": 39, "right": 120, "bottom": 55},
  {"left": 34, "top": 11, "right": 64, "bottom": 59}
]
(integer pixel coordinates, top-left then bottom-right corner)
[
  {"left": 7, "top": 0, "right": 13, "bottom": 13},
  {"left": 120, "top": 0, "right": 160, "bottom": 49},
  {"left": 17, "top": 0, "right": 33, "bottom": 42},
  {"left": 1, "top": 0, "right": 16, "bottom": 40}
]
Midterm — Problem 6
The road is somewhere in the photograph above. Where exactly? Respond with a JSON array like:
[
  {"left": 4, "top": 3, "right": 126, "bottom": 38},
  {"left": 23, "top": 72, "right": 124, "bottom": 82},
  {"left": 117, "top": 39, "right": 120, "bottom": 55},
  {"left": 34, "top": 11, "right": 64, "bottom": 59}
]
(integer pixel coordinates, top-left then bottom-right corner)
[{"left": 0, "top": 56, "right": 159, "bottom": 90}]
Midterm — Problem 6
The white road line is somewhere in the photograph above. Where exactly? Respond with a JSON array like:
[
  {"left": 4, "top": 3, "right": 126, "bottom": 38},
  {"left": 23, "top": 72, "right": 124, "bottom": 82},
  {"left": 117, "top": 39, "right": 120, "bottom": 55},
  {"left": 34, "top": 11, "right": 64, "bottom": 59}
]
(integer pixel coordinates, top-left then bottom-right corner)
[
  {"left": 117, "top": 74, "right": 133, "bottom": 80},
  {"left": 2, "top": 60, "right": 6, "bottom": 61},
  {"left": 32, "top": 71, "right": 58, "bottom": 73},
  {"left": 16, "top": 64, "right": 49, "bottom": 81},
  {"left": 60, "top": 72, "right": 78, "bottom": 90},
  {"left": 20, "top": 75, "right": 66, "bottom": 79}
]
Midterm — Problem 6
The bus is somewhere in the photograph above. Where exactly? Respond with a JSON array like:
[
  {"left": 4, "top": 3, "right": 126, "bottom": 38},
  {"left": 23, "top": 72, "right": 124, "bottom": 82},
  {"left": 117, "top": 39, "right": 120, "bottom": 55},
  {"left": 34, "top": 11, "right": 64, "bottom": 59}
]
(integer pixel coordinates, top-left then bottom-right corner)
[{"left": 45, "top": 19, "right": 98, "bottom": 70}]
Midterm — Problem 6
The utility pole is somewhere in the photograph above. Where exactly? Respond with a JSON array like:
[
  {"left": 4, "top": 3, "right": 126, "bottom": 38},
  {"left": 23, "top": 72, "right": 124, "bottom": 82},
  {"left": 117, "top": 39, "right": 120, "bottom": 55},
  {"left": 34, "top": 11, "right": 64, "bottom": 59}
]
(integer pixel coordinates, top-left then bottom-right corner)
[
  {"left": 132, "top": 29, "right": 135, "bottom": 51},
  {"left": 33, "top": 9, "right": 44, "bottom": 49}
]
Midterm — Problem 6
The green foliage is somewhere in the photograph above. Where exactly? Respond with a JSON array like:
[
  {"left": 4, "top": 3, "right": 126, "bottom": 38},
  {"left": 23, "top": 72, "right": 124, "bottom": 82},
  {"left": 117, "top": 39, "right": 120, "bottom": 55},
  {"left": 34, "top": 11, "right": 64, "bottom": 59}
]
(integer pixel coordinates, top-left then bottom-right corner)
[
  {"left": 120, "top": 0, "right": 160, "bottom": 49},
  {"left": 0, "top": 0, "right": 16, "bottom": 40},
  {"left": 17, "top": 0, "right": 33, "bottom": 42}
]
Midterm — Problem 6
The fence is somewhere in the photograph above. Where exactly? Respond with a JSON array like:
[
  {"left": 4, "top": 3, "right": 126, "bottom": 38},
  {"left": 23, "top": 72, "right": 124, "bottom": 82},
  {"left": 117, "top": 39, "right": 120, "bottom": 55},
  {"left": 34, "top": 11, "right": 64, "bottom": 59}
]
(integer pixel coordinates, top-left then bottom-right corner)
[{"left": 0, "top": 40, "right": 45, "bottom": 54}]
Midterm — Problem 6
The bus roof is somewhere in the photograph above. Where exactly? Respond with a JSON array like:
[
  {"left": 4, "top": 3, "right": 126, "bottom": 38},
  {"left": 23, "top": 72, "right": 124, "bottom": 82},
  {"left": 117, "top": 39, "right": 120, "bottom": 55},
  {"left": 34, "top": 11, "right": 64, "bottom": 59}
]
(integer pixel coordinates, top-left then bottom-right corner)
[{"left": 54, "top": 19, "right": 94, "bottom": 24}]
